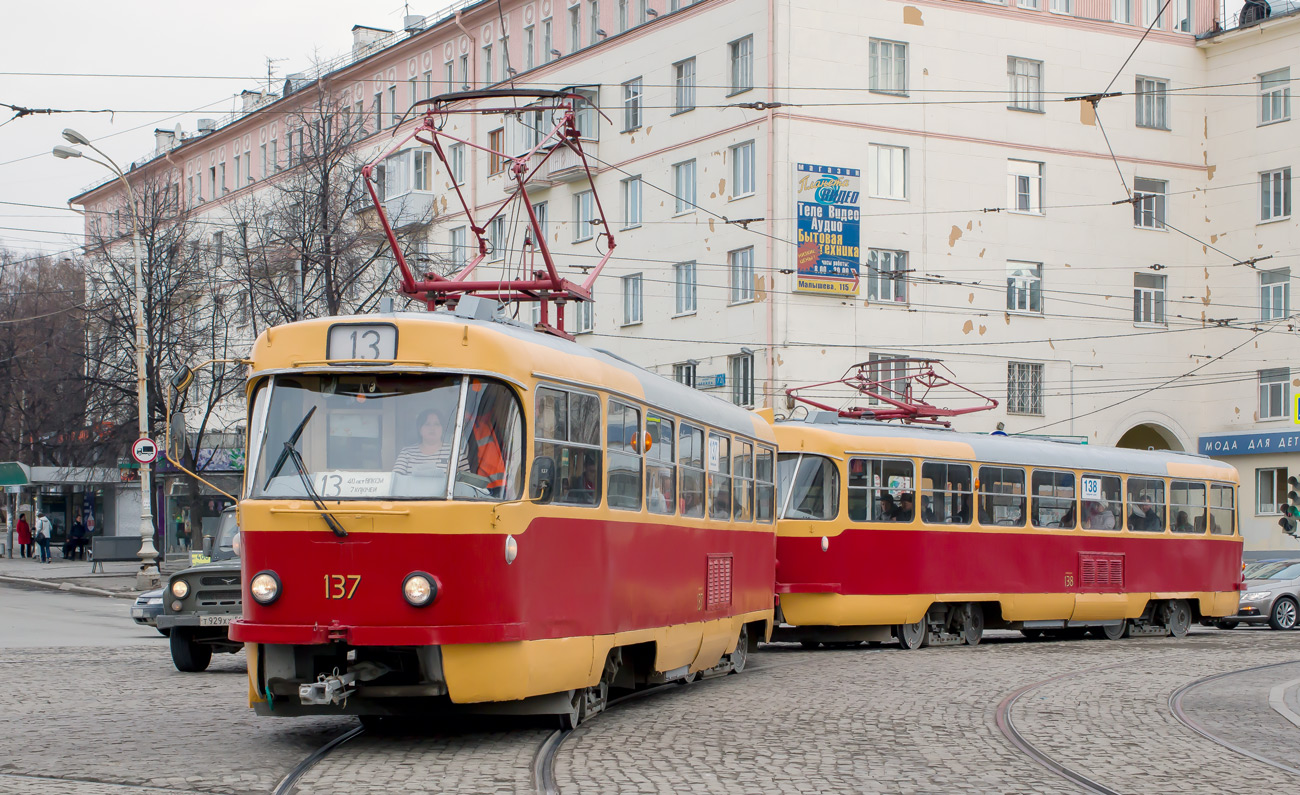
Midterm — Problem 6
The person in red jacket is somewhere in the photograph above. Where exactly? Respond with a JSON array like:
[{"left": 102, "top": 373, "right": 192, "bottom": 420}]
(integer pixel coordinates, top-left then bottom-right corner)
[{"left": 15, "top": 512, "right": 32, "bottom": 558}]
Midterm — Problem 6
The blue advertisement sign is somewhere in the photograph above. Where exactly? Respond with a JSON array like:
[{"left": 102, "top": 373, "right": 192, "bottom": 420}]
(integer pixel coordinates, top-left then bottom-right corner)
[
  {"left": 795, "top": 163, "right": 861, "bottom": 296},
  {"left": 1199, "top": 430, "right": 1300, "bottom": 457}
]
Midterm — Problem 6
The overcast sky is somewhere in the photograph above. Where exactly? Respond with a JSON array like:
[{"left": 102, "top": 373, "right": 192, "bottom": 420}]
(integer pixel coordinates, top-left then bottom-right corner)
[{"left": 0, "top": 0, "right": 458, "bottom": 260}]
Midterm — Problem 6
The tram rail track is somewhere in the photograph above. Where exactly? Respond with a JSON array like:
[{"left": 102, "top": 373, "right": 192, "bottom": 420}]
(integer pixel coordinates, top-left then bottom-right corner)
[{"left": 1167, "top": 659, "right": 1300, "bottom": 779}]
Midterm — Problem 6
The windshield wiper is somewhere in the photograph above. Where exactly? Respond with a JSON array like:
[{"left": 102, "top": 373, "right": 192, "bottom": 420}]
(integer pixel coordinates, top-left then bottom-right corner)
[
  {"left": 282, "top": 441, "right": 348, "bottom": 538},
  {"left": 264, "top": 406, "right": 317, "bottom": 489}
]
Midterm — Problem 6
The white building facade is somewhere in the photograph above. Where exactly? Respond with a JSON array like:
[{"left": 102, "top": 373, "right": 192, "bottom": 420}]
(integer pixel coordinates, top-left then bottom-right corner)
[{"left": 72, "top": 0, "right": 1299, "bottom": 552}]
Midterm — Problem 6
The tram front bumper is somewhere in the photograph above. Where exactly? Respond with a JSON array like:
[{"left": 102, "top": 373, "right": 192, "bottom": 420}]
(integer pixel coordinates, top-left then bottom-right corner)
[{"left": 230, "top": 620, "right": 528, "bottom": 646}]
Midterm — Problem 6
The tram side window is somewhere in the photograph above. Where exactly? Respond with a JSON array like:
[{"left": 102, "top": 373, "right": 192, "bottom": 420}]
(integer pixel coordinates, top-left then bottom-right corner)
[
  {"left": 1031, "top": 470, "right": 1076, "bottom": 529},
  {"left": 679, "top": 423, "right": 706, "bottom": 518},
  {"left": 1081, "top": 474, "right": 1122, "bottom": 530},
  {"left": 456, "top": 378, "right": 525, "bottom": 500},
  {"left": 921, "top": 461, "right": 973, "bottom": 525},
  {"left": 607, "top": 400, "right": 643, "bottom": 511},
  {"left": 709, "top": 433, "right": 732, "bottom": 520},
  {"left": 534, "top": 386, "right": 602, "bottom": 506},
  {"left": 778, "top": 454, "right": 840, "bottom": 520},
  {"left": 1126, "top": 477, "right": 1166, "bottom": 532},
  {"left": 1210, "top": 484, "right": 1235, "bottom": 535},
  {"left": 1170, "top": 480, "right": 1207, "bottom": 533},
  {"left": 733, "top": 441, "right": 755, "bottom": 522},
  {"left": 646, "top": 414, "right": 675, "bottom": 515},
  {"left": 847, "top": 457, "right": 915, "bottom": 522},
  {"left": 977, "top": 466, "right": 1026, "bottom": 526},
  {"left": 755, "top": 446, "right": 776, "bottom": 523}
]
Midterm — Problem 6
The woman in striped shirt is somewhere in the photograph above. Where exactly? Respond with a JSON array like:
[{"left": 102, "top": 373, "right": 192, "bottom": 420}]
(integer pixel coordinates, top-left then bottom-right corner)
[{"left": 393, "top": 408, "right": 451, "bottom": 476}]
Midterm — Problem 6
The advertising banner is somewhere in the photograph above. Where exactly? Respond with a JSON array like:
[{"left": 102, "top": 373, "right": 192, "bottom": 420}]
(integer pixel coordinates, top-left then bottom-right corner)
[{"left": 795, "top": 163, "right": 861, "bottom": 295}]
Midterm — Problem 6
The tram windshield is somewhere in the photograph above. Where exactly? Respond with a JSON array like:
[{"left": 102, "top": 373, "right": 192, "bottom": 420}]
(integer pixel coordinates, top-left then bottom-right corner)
[{"left": 247, "top": 373, "right": 523, "bottom": 501}]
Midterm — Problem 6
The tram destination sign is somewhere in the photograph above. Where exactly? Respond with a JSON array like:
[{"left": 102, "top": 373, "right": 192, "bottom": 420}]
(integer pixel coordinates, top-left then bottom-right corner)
[
  {"left": 1199, "top": 429, "right": 1300, "bottom": 457},
  {"left": 794, "top": 163, "right": 861, "bottom": 296}
]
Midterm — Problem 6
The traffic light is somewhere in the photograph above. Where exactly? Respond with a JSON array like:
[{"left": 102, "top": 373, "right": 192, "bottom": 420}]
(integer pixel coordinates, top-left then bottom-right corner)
[{"left": 1280, "top": 476, "right": 1300, "bottom": 538}]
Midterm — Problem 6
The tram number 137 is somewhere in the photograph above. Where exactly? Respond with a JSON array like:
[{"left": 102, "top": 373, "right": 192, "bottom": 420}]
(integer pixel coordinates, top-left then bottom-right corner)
[{"left": 324, "top": 574, "right": 361, "bottom": 600}]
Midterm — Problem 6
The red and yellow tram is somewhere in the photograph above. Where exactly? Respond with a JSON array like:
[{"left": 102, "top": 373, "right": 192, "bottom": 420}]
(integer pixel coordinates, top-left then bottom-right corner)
[
  {"left": 229, "top": 309, "right": 776, "bottom": 723},
  {"left": 767, "top": 411, "right": 1243, "bottom": 648}
]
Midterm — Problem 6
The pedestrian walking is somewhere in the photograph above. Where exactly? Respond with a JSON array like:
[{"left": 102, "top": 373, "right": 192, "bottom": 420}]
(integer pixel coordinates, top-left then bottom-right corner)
[
  {"left": 34, "top": 510, "right": 52, "bottom": 563},
  {"left": 15, "top": 512, "right": 32, "bottom": 559}
]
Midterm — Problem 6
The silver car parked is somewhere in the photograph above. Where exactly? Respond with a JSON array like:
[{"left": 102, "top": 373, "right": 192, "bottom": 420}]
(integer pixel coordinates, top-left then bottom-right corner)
[{"left": 1229, "top": 560, "right": 1300, "bottom": 631}]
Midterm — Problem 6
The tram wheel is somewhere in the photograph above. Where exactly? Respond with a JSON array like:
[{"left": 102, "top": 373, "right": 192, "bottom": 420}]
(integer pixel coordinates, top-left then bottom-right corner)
[
  {"left": 960, "top": 604, "right": 984, "bottom": 646},
  {"left": 896, "top": 620, "right": 927, "bottom": 650},
  {"left": 558, "top": 689, "right": 586, "bottom": 730},
  {"left": 1165, "top": 600, "right": 1193, "bottom": 638},
  {"left": 1098, "top": 621, "right": 1127, "bottom": 641},
  {"left": 729, "top": 625, "right": 750, "bottom": 673}
]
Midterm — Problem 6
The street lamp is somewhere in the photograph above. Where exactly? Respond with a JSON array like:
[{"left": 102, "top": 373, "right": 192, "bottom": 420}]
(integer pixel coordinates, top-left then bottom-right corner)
[{"left": 53, "top": 128, "right": 160, "bottom": 589}]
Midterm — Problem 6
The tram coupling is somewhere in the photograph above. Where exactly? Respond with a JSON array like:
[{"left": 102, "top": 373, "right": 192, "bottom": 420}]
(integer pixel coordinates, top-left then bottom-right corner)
[{"left": 299, "top": 670, "right": 358, "bottom": 706}]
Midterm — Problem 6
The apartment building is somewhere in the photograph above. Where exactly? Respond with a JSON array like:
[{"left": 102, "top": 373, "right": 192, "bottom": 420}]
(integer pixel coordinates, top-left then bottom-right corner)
[{"left": 71, "top": 0, "right": 1299, "bottom": 551}]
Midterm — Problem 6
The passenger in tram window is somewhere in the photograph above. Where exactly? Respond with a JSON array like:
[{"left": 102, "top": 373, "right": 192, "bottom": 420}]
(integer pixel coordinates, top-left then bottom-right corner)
[
  {"left": 1084, "top": 500, "right": 1116, "bottom": 530},
  {"left": 876, "top": 493, "right": 898, "bottom": 521},
  {"left": 953, "top": 495, "right": 971, "bottom": 524},
  {"left": 1128, "top": 494, "right": 1160, "bottom": 531},
  {"left": 1174, "top": 511, "right": 1194, "bottom": 532},
  {"left": 1059, "top": 503, "right": 1076, "bottom": 529},
  {"left": 896, "top": 492, "right": 915, "bottom": 522},
  {"left": 921, "top": 497, "right": 936, "bottom": 523}
]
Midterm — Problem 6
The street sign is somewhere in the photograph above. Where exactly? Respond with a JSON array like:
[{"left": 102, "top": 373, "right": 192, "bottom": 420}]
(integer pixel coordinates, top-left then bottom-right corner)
[
  {"left": 696, "top": 373, "right": 726, "bottom": 390},
  {"left": 131, "top": 437, "right": 159, "bottom": 465}
]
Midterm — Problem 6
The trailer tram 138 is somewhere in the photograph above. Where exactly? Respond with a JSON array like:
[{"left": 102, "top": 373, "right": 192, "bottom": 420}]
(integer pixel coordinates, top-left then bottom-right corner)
[
  {"left": 229, "top": 310, "right": 776, "bottom": 722},
  {"left": 769, "top": 412, "right": 1243, "bottom": 649}
]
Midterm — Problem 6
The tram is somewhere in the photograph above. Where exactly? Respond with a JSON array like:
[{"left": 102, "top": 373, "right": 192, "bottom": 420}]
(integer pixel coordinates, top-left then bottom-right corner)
[
  {"left": 216, "top": 90, "right": 774, "bottom": 724},
  {"left": 770, "top": 364, "right": 1243, "bottom": 649}
]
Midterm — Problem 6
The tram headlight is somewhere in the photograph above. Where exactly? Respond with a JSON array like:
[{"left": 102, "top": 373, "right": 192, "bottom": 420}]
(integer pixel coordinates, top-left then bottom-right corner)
[
  {"left": 250, "top": 571, "right": 281, "bottom": 605},
  {"left": 402, "top": 572, "right": 438, "bottom": 607},
  {"left": 170, "top": 579, "right": 190, "bottom": 599},
  {"left": 1243, "top": 591, "right": 1272, "bottom": 602}
]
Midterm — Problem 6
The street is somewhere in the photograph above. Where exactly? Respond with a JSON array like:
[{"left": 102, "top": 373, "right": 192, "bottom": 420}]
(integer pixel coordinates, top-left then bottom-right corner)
[{"left": 2, "top": 583, "right": 1299, "bottom": 794}]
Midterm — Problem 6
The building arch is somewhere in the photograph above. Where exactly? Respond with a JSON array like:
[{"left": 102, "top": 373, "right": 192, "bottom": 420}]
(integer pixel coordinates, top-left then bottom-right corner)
[{"left": 1112, "top": 412, "right": 1189, "bottom": 452}]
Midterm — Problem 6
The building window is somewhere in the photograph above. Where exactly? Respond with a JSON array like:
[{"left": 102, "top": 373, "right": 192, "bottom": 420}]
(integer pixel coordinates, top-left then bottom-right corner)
[
  {"left": 867, "top": 353, "right": 907, "bottom": 406},
  {"left": 569, "top": 5, "right": 581, "bottom": 53},
  {"left": 589, "top": 0, "right": 600, "bottom": 46},
  {"left": 450, "top": 226, "right": 468, "bottom": 269},
  {"left": 867, "top": 249, "right": 908, "bottom": 304},
  {"left": 1261, "top": 268, "right": 1291, "bottom": 321},
  {"left": 1135, "top": 77, "right": 1169, "bottom": 129},
  {"left": 1113, "top": 0, "right": 1133, "bottom": 23},
  {"left": 1174, "top": 0, "right": 1192, "bottom": 31},
  {"left": 483, "top": 44, "right": 494, "bottom": 85},
  {"left": 524, "top": 26, "right": 535, "bottom": 70},
  {"left": 673, "top": 362, "right": 696, "bottom": 387},
  {"left": 1008, "top": 159, "right": 1044, "bottom": 214},
  {"left": 488, "top": 129, "right": 505, "bottom": 175},
  {"left": 868, "top": 144, "right": 907, "bottom": 200},
  {"left": 574, "top": 300, "right": 594, "bottom": 334},
  {"left": 621, "top": 176, "right": 642, "bottom": 229},
  {"left": 1008, "top": 57, "right": 1044, "bottom": 112},
  {"left": 1142, "top": 0, "right": 1165, "bottom": 28},
  {"left": 674, "top": 57, "right": 696, "bottom": 113},
  {"left": 388, "top": 86, "right": 399, "bottom": 126},
  {"left": 459, "top": 54, "right": 469, "bottom": 88},
  {"left": 673, "top": 159, "right": 696, "bottom": 214},
  {"left": 619, "top": 0, "right": 629, "bottom": 32},
  {"left": 409, "top": 77, "right": 418, "bottom": 111},
  {"left": 1007, "top": 261, "right": 1043, "bottom": 313},
  {"left": 675, "top": 261, "right": 697, "bottom": 315},
  {"left": 638, "top": 0, "right": 649, "bottom": 24},
  {"left": 868, "top": 38, "right": 907, "bottom": 95},
  {"left": 622, "top": 78, "right": 642, "bottom": 131},
  {"left": 730, "top": 352, "right": 755, "bottom": 407},
  {"left": 1258, "top": 468, "right": 1289, "bottom": 514},
  {"left": 543, "top": 19, "right": 554, "bottom": 62},
  {"left": 1261, "top": 168, "right": 1292, "bottom": 222},
  {"left": 1007, "top": 361, "right": 1044, "bottom": 416},
  {"left": 1050, "top": 0, "right": 1072, "bottom": 13},
  {"left": 574, "top": 190, "right": 596, "bottom": 241},
  {"left": 1260, "top": 368, "right": 1291, "bottom": 420},
  {"left": 449, "top": 143, "right": 466, "bottom": 185},
  {"left": 729, "top": 247, "right": 755, "bottom": 304},
  {"left": 1133, "top": 273, "right": 1166, "bottom": 325},
  {"left": 1133, "top": 177, "right": 1166, "bottom": 229},
  {"left": 623, "top": 273, "right": 643, "bottom": 325},
  {"left": 1260, "top": 68, "right": 1291, "bottom": 125},
  {"left": 729, "top": 35, "right": 753, "bottom": 95},
  {"left": 488, "top": 216, "right": 507, "bottom": 261},
  {"left": 731, "top": 141, "right": 755, "bottom": 198},
  {"left": 1021, "top": 0, "right": 1041, "bottom": 8}
]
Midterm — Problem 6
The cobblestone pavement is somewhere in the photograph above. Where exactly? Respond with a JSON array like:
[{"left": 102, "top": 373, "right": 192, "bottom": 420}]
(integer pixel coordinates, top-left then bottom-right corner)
[{"left": 3, "top": 629, "right": 1300, "bottom": 794}]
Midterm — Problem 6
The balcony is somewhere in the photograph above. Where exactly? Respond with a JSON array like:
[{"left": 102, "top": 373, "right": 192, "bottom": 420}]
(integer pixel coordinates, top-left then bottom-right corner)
[
  {"left": 382, "top": 191, "right": 435, "bottom": 230},
  {"left": 499, "top": 151, "right": 553, "bottom": 196}
]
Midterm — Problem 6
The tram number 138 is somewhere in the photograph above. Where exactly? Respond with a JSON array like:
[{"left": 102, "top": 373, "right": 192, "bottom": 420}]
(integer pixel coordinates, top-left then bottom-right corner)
[
  {"left": 1064, "top": 572, "right": 1075, "bottom": 588},
  {"left": 324, "top": 574, "right": 361, "bottom": 600}
]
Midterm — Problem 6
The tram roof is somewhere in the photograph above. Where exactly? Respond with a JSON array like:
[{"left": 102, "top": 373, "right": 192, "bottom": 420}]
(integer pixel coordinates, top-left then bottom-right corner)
[
  {"left": 775, "top": 412, "right": 1236, "bottom": 480},
  {"left": 251, "top": 310, "right": 769, "bottom": 441}
]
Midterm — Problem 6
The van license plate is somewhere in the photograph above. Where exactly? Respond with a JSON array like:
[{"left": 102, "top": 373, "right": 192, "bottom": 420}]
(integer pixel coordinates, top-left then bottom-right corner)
[{"left": 199, "top": 615, "right": 235, "bottom": 626}]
